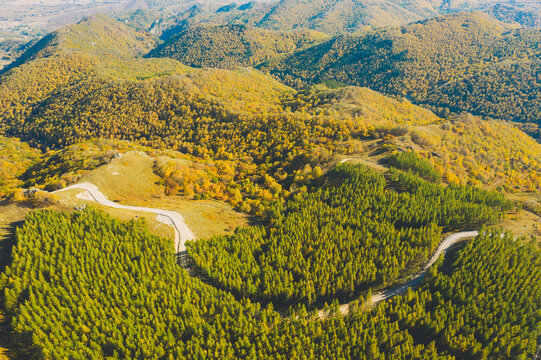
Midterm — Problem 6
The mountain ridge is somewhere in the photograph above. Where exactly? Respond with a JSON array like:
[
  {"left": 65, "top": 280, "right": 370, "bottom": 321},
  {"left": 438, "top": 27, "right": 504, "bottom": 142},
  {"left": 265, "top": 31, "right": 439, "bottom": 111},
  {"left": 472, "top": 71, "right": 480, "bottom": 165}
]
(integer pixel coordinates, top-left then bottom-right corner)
[
  {"left": 147, "top": 24, "right": 329, "bottom": 68},
  {"left": 262, "top": 12, "right": 540, "bottom": 126}
]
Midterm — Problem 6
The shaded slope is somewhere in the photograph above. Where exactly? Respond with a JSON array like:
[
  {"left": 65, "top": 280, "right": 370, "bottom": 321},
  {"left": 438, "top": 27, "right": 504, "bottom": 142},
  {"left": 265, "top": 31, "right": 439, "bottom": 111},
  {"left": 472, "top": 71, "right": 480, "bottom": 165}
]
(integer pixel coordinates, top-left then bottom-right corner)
[{"left": 147, "top": 24, "right": 329, "bottom": 69}]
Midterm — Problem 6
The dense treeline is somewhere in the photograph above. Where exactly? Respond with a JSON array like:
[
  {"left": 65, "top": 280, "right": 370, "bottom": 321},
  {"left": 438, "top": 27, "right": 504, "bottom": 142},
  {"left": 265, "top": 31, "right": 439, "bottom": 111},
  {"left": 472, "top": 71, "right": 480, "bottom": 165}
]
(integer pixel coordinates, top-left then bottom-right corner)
[
  {"left": 148, "top": 25, "right": 328, "bottom": 69},
  {"left": 280, "top": 84, "right": 439, "bottom": 127},
  {"left": 426, "top": 115, "right": 541, "bottom": 191},
  {"left": 2, "top": 209, "right": 537, "bottom": 359},
  {"left": 484, "top": 3, "right": 541, "bottom": 28},
  {"left": 0, "top": 208, "right": 452, "bottom": 359},
  {"left": 386, "top": 169, "right": 514, "bottom": 229},
  {"left": 187, "top": 164, "right": 513, "bottom": 306},
  {"left": 384, "top": 228, "right": 541, "bottom": 360},
  {"left": 6, "top": 73, "right": 362, "bottom": 159},
  {"left": 387, "top": 151, "right": 441, "bottom": 183},
  {"left": 20, "top": 141, "right": 140, "bottom": 190},
  {"left": 263, "top": 13, "right": 541, "bottom": 127}
]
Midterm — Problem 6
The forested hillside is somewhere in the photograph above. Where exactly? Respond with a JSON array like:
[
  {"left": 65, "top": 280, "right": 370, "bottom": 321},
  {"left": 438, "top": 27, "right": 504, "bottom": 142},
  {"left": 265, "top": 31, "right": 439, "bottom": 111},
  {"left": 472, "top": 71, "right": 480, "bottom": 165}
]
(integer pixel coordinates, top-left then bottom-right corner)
[
  {"left": 0, "top": 12, "right": 539, "bottom": 211},
  {"left": 2, "top": 209, "right": 538, "bottom": 359},
  {"left": 0, "top": 137, "right": 40, "bottom": 198},
  {"left": 187, "top": 164, "right": 513, "bottom": 306},
  {"left": 264, "top": 13, "right": 541, "bottom": 127},
  {"left": 147, "top": 25, "right": 328, "bottom": 69},
  {"left": 0, "top": 13, "right": 539, "bottom": 203}
]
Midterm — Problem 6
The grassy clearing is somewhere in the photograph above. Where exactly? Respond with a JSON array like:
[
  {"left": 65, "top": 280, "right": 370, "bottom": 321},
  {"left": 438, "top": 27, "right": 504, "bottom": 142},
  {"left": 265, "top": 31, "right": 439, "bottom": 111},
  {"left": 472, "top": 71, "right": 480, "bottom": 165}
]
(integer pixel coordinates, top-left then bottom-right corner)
[
  {"left": 135, "top": 197, "right": 253, "bottom": 239},
  {"left": 54, "top": 188, "right": 250, "bottom": 241},
  {"left": 56, "top": 151, "right": 250, "bottom": 240},
  {"left": 335, "top": 140, "right": 390, "bottom": 172},
  {"left": 77, "top": 151, "right": 163, "bottom": 202},
  {"left": 501, "top": 193, "right": 541, "bottom": 245},
  {"left": 498, "top": 210, "right": 541, "bottom": 245}
]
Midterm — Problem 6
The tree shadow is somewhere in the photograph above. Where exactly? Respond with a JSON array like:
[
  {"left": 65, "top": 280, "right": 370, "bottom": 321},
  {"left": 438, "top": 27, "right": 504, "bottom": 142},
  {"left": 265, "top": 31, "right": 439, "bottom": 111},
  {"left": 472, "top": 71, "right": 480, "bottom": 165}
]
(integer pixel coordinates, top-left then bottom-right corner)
[
  {"left": 0, "top": 220, "right": 42, "bottom": 360},
  {"left": 0, "top": 220, "right": 22, "bottom": 276}
]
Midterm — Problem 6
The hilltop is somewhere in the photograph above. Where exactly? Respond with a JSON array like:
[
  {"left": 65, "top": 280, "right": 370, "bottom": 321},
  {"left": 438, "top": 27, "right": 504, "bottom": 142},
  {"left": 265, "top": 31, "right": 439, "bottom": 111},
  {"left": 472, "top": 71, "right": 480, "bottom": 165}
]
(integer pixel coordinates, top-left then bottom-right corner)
[{"left": 147, "top": 24, "right": 329, "bottom": 69}]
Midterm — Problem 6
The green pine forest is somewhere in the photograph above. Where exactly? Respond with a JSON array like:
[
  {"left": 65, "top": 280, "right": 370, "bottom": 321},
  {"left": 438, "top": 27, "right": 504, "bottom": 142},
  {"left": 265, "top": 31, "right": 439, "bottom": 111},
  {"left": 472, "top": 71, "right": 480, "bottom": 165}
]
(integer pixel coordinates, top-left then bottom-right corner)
[
  {"left": 187, "top": 164, "right": 513, "bottom": 306},
  {"left": 1, "top": 207, "right": 538, "bottom": 359}
]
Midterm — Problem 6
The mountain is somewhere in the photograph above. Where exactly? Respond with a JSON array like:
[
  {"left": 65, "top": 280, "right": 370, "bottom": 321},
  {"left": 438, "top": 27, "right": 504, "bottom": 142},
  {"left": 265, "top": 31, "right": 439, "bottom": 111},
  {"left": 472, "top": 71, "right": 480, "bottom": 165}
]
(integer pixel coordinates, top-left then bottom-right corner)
[
  {"left": 0, "top": 14, "right": 158, "bottom": 138},
  {"left": 134, "top": 0, "right": 435, "bottom": 37},
  {"left": 147, "top": 24, "right": 329, "bottom": 68},
  {"left": 0, "top": 15, "right": 453, "bottom": 152},
  {"left": 255, "top": 0, "right": 440, "bottom": 33},
  {"left": 251, "top": 0, "right": 541, "bottom": 31},
  {"left": 119, "top": 0, "right": 540, "bottom": 41},
  {"left": 1, "top": 13, "right": 156, "bottom": 74},
  {"left": 263, "top": 12, "right": 541, "bottom": 127},
  {"left": 1, "top": 14, "right": 539, "bottom": 193}
]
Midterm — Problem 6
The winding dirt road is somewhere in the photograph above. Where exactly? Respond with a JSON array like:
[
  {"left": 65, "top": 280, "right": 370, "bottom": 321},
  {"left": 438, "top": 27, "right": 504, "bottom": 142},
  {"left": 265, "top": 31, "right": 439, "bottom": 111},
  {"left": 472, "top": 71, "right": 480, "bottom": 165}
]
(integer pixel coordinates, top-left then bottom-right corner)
[
  {"left": 324, "top": 231, "right": 479, "bottom": 316},
  {"left": 53, "top": 183, "right": 195, "bottom": 253}
]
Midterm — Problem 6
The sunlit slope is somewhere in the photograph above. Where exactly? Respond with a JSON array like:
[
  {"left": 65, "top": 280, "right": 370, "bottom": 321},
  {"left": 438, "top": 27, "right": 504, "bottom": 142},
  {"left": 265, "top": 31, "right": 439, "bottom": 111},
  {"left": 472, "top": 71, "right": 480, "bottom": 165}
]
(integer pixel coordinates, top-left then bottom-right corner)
[{"left": 0, "top": 14, "right": 445, "bottom": 155}]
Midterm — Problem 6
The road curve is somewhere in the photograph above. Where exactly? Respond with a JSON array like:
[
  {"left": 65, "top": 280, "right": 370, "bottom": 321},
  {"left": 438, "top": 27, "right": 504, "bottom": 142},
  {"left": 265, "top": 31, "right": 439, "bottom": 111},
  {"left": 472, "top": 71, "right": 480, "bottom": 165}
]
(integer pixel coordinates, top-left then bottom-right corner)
[
  {"left": 323, "top": 231, "right": 479, "bottom": 317},
  {"left": 53, "top": 183, "right": 195, "bottom": 253}
]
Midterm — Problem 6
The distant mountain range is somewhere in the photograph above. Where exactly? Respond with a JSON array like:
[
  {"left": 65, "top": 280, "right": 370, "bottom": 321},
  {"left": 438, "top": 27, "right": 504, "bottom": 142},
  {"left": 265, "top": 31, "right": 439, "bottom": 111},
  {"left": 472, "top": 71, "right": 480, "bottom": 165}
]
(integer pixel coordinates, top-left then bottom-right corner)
[
  {"left": 0, "top": 0, "right": 538, "bottom": 71},
  {"left": 133, "top": 0, "right": 540, "bottom": 39},
  {"left": 2, "top": 0, "right": 538, "bottom": 39}
]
